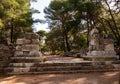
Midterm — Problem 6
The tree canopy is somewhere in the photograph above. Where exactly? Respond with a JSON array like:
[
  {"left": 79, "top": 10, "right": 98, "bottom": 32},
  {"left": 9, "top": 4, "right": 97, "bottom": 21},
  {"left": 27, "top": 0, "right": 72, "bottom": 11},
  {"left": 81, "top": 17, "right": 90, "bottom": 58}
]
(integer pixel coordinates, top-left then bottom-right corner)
[
  {"left": 0, "top": 0, "right": 120, "bottom": 54},
  {"left": 44, "top": 0, "right": 120, "bottom": 54},
  {"left": 0, "top": 0, "right": 38, "bottom": 44}
]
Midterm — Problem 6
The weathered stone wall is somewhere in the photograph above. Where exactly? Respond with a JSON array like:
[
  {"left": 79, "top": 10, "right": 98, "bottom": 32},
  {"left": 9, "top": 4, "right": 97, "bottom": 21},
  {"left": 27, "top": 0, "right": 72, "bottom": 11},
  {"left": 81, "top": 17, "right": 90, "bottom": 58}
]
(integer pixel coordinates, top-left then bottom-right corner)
[
  {"left": 86, "top": 28, "right": 118, "bottom": 61},
  {"left": 6, "top": 32, "right": 43, "bottom": 74},
  {"left": 0, "top": 44, "right": 11, "bottom": 74},
  {"left": 14, "top": 32, "right": 42, "bottom": 58}
]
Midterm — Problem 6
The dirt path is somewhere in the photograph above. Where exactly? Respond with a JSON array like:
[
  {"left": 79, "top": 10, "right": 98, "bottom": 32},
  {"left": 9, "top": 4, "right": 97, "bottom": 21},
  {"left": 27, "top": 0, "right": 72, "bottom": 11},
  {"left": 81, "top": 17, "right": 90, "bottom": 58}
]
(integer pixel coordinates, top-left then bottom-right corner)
[{"left": 0, "top": 72, "right": 119, "bottom": 84}]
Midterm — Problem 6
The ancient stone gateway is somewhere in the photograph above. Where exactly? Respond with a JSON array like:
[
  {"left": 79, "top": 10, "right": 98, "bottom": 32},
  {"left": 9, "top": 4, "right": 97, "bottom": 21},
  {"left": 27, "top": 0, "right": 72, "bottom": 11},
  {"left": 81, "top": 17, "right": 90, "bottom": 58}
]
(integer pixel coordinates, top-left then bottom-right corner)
[
  {"left": 2, "top": 32, "right": 120, "bottom": 75},
  {"left": 85, "top": 28, "right": 118, "bottom": 61}
]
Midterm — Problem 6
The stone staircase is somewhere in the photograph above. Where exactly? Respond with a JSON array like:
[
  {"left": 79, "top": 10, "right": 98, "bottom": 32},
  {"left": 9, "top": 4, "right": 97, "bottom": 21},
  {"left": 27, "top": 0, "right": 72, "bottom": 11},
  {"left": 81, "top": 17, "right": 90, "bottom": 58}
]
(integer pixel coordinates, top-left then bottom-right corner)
[
  {"left": 5, "top": 56, "right": 120, "bottom": 75},
  {"left": 5, "top": 32, "right": 44, "bottom": 75},
  {"left": 4, "top": 32, "right": 120, "bottom": 75}
]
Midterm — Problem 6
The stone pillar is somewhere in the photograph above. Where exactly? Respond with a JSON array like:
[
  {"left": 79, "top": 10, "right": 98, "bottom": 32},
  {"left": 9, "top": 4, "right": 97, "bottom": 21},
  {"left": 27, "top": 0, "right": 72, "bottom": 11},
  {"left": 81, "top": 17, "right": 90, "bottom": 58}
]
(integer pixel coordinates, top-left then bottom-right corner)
[
  {"left": 7, "top": 32, "right": 44, "bottom": 74},
  {"left": 104, "top": 39, "right": 116, "bottom": 56},
  {"left": 14, "top": 32, "right": 42, "bottom": 60},
  {"left": 85, "top": 28, "right": 118, "bottom": 61}
]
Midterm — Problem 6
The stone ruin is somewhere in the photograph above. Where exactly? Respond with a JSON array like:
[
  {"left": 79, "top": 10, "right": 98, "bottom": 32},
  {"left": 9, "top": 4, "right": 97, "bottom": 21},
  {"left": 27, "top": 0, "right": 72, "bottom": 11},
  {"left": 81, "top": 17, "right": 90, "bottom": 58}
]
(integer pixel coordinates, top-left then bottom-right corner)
[
  {"left": 0, "top": 32, "right": 119, "bottom": 75},
  {"left": 6, "top": 32, "right": 44, "bottom": 74},
  {"left": 0, "top": 44, "right": 11, "bottom": 74},
  {"left": 14, "top": 32, "right": 42, "bottom": 60},
  {"left": 85, "top": 28, "right": 118, "bottom": 61}
]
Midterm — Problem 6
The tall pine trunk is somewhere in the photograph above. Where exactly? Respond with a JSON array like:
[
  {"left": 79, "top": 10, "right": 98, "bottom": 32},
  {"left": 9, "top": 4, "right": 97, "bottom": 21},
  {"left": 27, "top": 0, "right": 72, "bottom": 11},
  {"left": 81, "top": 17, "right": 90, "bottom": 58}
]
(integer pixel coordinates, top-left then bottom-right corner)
[{"left": 62, "top": 25, "right": 71, "bottom": 52}]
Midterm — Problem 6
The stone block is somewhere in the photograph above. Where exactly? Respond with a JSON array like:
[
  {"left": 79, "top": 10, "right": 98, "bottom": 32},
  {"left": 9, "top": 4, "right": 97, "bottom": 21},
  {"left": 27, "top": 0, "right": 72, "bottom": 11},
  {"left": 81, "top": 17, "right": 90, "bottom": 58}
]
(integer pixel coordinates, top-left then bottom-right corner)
[
  {"left": 105, "top": 61, "right": 112, "bottom": 65},
  {"left": 30, "top": 51, "right": 42, "bottom": 56},
  {"left": 23, "top": 51, "right": 30, "bottom": 55},
  {"left": 83, "top": 56, "right": 118, "bottom": 61},
  {"left": 24, "top": 63, "right": 34, "bottom": 67},
  {"left": 14, "top": 51, "right": 23, "bottom": 56},
  {"left": 88, "top": 51, "right": 105, "bottom": 56},
  {"left": 13, "top": 68, "right": 30, "bottom": 72},
  {"left": 87, "top": 50, "right": 117, "bottom": 57},
  {"left": 16, "top": 39, "right": 32, "bottom": 45},
  {"left": 11, "top": 63, "right": 34, "bottom": 67},
  {"left": 13, "top": 68, "right": 22, "bottom": 72},
  {"left": 25, "top": 33, "right": 39, "bottom": 39},
  {"left": 113, "top": 64, "right": 120, "bottom": 69},
  {"left": 22, "top": 68, "right": 30, "bottom": 72},
  {"left": 0, "top": 44, "right": 10, "bottom": 73},
  {"left": 0, "top": 44, "right": 10, "bottom": 50},
  {"left": 16, "top": 39, "right": 25, "bottom": 45},
  {"left": 25, "top": 39, "right": 32, "bottom": 44},
  {"left": 104, "top": 39, "right": 114, "bottom": 44},
  {"left": 22, "top": 44, "right": 39, "bottom": 51},
  {"left": 13, "top": 63, "right": 23, "bottom": 67},
  {"left": 105, "top": 51, "right": 116, "bottom": 56},
  {"left": 105, "top": 44, "right": 115, "bottom": 51}
]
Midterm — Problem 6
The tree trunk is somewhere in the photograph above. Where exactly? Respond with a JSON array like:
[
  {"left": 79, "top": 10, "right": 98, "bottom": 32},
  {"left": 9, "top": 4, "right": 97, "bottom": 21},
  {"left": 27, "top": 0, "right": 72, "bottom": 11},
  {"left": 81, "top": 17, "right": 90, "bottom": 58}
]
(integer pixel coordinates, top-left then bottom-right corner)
[
  {"left": 11, "top": 18, "right": 14, "bottom": 43},
  {"left": 63, "top": 25, "right": 71, "bottom": 52}
]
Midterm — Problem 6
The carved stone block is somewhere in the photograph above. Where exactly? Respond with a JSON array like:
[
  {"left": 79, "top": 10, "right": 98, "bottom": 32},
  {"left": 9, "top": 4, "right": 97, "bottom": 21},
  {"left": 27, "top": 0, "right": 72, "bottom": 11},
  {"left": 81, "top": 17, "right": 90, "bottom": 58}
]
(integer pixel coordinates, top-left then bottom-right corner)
[
  {"left": 14, "top": 51, "right": 23, "bottom": 56},
  {"left": 22, "top": 44, "right": 39, "bottom": 51},
  {"left": 16, "top": 39, "right": 32, "bottom": 45},
  {"left": 104, "top": 44, "right": 114, "bottom": 51},
  {"left": 16, "top": 39, "right": 25, "bottom": 45}
]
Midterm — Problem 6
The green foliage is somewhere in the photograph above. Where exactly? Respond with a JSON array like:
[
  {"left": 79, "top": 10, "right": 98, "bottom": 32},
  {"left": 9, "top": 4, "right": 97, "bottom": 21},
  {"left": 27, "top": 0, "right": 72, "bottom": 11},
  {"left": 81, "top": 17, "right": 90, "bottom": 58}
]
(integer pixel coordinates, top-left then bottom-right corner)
[
  {"left": 44, "top": 0, "right": 120, "bottom": 53},
  {"left": 37, "top": 30, "right": 47, "bottom": 37},
  {"left": 0, "top": 0, "right": 37, "bottom": 44},
  {"left": 75, "top": 34, "right": 87, "bottom": 48},
  {"left": 45, "top": 28, "right": 64, "bottom": 53}
]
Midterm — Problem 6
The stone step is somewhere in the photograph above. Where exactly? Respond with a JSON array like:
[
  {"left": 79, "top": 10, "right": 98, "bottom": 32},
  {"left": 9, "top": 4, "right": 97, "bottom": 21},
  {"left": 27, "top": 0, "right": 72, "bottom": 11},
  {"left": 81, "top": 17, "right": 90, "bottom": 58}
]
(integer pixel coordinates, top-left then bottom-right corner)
[
  {"left": 82, "top": 56, "right": 118, "bottom": 61},
  {"left": 11, "top": 57, "right": 42, "bottom": 59},
  {"left": 6, "top": 64, "right": 116, "bottom": 72},
  {"left": 6, "top": 66, "right": 84, "bottom": 72},
  {"left": 9, "top": 60, "right": 119, "bottom": 67},
  {"left": 10, "top": 57, "right": 43, "bottom": 62},
  {"left": 6, "top": 69, "right": 120, "bottom": 75},
  {"left": 6, "top": 63, "right": 119, "bottom": 74},
  {"left": 8, "top": 61, "right": 108, "bottom": 67},
  {"left": 6, "top": 61, "right": 120, "bottom": 75},
  {"left": 13, "top": 55, "right": 41, "bottom": 57},
  {"left": 9, "top": 63, "right": 91, "bottom": 67}
]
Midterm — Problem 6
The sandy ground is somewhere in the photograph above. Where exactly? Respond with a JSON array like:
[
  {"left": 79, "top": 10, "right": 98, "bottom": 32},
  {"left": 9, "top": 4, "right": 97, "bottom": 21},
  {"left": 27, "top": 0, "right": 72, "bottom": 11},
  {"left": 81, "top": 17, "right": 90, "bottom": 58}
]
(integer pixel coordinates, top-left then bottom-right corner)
[{"left": 0, "top": 72, "right": 120, "bottom": 84}]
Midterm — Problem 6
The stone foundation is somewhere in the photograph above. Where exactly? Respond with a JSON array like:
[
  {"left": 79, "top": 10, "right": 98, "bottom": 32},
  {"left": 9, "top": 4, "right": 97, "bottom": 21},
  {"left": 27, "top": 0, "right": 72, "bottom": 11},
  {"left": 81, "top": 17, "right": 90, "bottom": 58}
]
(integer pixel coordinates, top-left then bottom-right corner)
[
  {"left": 86, "top": 28, "right": 118, "bottom": 61},
  {"left": 14, "top": 32, "right": 42, "bottom": 58},
  {"left": 7, "top": 32, "right": 44, "bottom": 74},
  {"left": 0, "top": 44, "right": 11, "bottom": 74},
  {"left": 82, "top": 56, "right": 118, "bottom": 61},
  {"left": 86, "top": 50, "right": 118, "bottom": 61}
]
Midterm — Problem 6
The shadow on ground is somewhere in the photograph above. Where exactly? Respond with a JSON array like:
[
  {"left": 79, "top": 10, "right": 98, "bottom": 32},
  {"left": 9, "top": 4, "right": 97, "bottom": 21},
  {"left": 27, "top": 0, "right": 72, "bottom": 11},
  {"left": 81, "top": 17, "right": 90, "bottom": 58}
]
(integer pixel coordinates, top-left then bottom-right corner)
[{"left": 0, "top": 72, "right": 120, "bottom": 84}]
